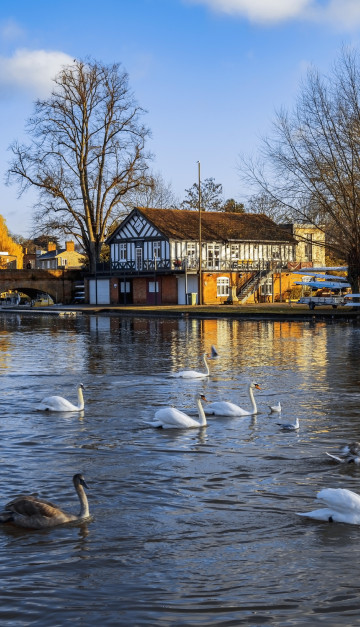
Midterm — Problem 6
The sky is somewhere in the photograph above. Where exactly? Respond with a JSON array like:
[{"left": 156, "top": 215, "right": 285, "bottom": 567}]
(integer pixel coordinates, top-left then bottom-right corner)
[{"left": 1, "top": 0, "right": 360, "bottom": 236}]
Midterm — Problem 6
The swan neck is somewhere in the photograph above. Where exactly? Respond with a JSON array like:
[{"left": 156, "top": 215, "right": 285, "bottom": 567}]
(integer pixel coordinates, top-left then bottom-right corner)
[
  {"left": 196, "top": 397, "right": 207, "bottom": 426},
  {"left": 77, "top": 387, "right": 84, "bottom": 410},
  {"left": 76, "top": 484, "right": 89, "bottom": 518},
  {"left": 249, "top": 386, "right": 257, "bottom": 413},
  {"left": 203, "top": 354, "right": 210, "bottom": 376}
]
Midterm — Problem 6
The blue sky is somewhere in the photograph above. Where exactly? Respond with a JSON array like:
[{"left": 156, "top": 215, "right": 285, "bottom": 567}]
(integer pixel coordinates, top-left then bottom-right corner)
[{"left": 1, "top": 0, "right": 360, "bottom": 236}]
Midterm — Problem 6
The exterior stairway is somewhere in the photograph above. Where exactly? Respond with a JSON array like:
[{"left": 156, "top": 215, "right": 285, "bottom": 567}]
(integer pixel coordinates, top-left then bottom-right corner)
[{"left": 237, "top": 267, "right": 275, "bottom": 304}]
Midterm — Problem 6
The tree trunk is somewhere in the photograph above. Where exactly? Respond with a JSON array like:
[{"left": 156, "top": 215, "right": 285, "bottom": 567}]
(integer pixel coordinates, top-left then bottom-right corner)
[
  {"left": 347, "top": 248, "right": 360, "bottom": 294},
  {"left": 88, "top": 241, "right": 102, "bottom": 275}
]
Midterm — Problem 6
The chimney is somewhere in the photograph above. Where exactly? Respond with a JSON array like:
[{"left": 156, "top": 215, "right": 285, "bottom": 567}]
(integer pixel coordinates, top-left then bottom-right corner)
[
  {"left": 47, "top": 242, "right": 57, "bottom": 252},
  {"left": 65, "top": 241, "right": 75, "bottom": 252}
]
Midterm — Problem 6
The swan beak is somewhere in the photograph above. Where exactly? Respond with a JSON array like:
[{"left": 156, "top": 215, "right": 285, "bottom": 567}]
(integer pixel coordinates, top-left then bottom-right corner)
[
  {"left": 255, "top": 384, "right": 261, "bottom": 390},
  {"left": 200, "top": 394, "right": 208, "bottom": 402},
  {"left": 80, "top": 477, "right": 89, "bottom": 489}
]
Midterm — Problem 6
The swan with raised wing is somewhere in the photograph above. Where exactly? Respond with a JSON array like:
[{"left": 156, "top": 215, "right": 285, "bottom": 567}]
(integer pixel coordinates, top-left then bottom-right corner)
[
  {"left": 146, "top": 393, "right": 208, "bottom": 428},
  {"left": 169, "top": 353, "right": 210, "bottom": 379},
  {"left": 297, "top": 487, "right": 360, "bottom": 524},
  {"left": 37, "top": 383, "right": 85, "bottom": 412},
  {"left": 0, "top": 473, "right": 90, "bottom": 529},
  {"left": 205, "top": 382, "right": 261, "bottom": 417},
  {"left": 326, "top": 441, "right": 360, "bottom": 464}
]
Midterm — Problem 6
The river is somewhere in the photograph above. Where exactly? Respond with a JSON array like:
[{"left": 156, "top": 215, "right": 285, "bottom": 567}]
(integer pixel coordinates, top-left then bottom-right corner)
[{"left": 0, "top": 312, "right": 360, "bottom": 626}]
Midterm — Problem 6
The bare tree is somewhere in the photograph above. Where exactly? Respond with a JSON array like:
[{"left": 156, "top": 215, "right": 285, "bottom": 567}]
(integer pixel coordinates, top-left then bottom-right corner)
[
  {"left": 241, "top": 48, "right": 360, "bottom": 291},
  {"left": 222, "top": 198, "right": 245, "bottom": 213},
  {"left": 181, "top": 177, "right": 223, "bottom": 211},
  {"left": 7, "top": 58, "right": 151, "bottom": 272},
  {"left": 246, "top": 191, "right": 288, "bottom": 221},
  {"left": 120, "top": 171, "right": 179, "bottom": 214}
]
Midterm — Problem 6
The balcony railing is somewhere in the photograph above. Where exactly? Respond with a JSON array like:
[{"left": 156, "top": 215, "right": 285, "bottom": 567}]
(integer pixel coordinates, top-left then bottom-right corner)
[{"left": 109, "top": 258, "right": 290, "bottom": 274}]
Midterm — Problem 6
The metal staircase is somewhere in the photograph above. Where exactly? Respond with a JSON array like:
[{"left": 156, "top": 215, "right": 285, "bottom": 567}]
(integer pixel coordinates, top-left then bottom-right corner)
[{"left": 237, "top": 267, "right": 275, "bottom": 304}]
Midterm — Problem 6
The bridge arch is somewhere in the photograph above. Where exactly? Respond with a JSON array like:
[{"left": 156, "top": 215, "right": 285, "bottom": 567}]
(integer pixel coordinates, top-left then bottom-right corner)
[{"left": 0, "top": 269, "right": 84, "bottom": 304}]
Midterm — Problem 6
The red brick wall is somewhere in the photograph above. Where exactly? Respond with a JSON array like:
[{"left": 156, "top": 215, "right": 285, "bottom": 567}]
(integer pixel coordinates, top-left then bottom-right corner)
[
  {"left": 161, "top": 275, "right": 177, "bottom": 304},
  {"left": 109, "top": 279, "right": 119, "bottom": 304},
  {"left": 133, "top": 277, "right": 147, "bottom": 304}
]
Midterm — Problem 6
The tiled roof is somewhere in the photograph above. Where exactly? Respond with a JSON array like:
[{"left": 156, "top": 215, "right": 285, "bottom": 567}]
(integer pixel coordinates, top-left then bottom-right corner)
[
  {"left": 135, "top": 207, "right": 297, "bottom": 243},
  {"left": 38, "top": 249, "right": 65, "bottom": 260}
]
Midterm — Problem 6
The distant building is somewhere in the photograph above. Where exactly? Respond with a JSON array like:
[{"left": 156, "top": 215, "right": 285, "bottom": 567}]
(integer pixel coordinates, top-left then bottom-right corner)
[
  {"left": 36, "top": 241, "right": 85, "bottom": 270},
  {"left": 280, "top": 223, "right": 326, "bottom": 267}
]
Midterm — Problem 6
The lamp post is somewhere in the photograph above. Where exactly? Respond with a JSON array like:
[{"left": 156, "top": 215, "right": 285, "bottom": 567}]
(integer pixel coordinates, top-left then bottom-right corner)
[{"left": 197, "top": 160, "right": 202, "bottom": 305}]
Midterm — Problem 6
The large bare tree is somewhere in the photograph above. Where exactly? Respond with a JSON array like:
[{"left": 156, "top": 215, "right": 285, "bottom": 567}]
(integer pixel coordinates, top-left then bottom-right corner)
[
  {"left": 241, "top": 48, "right": 360, "bottom": 291},
  {"left": 120, "top": 171, "right": 179, "bottom": 213},
  {"left": 7, "top": 58, "right": 151, "bottom": 272}
]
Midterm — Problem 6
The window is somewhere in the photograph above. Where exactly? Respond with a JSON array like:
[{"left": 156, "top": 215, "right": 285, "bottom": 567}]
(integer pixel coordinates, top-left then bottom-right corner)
[
  {"left": 136, "top": 247, "right": 143, "bottom": 270},
  {"left": 148, "top": 281, "right": 159, "bottom": 293},
  {"left": 231, "top": 244, "right": 239, "bottom": 258},
  {"left": 153, "top": 241, "right": 161, "bottom": 259},
  {"left": 119, "top": 243, "right": 127, "bottom": 261},
  {"left": 207, "top": 244, "right": 220, "bottom": 269},
  {"left": 120, "top": 281, "right": 130, "bottom": 293},
  {"left": 304, "top": 234, "right": 313, "bottom": 261},
  {"left": 217, "top": 276, "right": 229, "bottom": 297},
  {"left": 260, "top": 279, "right": 273, "bottom": 296}
]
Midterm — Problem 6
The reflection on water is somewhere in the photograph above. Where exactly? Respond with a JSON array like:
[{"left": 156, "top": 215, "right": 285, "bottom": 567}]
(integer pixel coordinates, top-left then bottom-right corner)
[{"left": 0, "top": 313, "right": 360, "bottom": 624}]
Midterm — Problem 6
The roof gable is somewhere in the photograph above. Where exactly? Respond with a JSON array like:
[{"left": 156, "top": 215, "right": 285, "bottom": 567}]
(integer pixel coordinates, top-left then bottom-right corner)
[{"left": 107, "top": 208, "right": 166, "bottom": 243}]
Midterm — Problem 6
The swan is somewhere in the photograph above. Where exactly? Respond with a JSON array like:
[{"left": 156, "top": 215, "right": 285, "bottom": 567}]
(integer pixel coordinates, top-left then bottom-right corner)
[
  {"left": 205, "top": 382, "right": 261, "bottom": 417},
  {"left": 0, "top": 473, "right": 90, "bottom": 529},
  {"left": 297, "top": 488, "right": 360, "bottom": 524},
  {"left": 37, "top": 383, "right": 85, "bottom": 412},
  {"left": 277, "top": 417, "right": 299, "bottom": 431},
  {"left": 326, "top": 441, "right": 360, "bottom": 464},
  {"left": 146, "top": 393, "right": 208, "bottom": 429},
  {"left": 169, "top": 353, "right": 210, "bottom": 379},
  {"left": 269, "top": 401, "right": 281, "bottom": 413}
]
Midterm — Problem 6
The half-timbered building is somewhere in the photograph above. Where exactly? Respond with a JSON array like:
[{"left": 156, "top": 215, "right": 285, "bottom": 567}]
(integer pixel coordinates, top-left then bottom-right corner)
[{"left": 87, "top": 206, "right": 319, "bottom": 305}]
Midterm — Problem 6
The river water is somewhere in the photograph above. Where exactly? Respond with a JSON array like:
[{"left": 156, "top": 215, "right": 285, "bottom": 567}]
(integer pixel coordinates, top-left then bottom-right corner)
[{"left": 0, "top": 312, "right": 360, "bottom": 626}]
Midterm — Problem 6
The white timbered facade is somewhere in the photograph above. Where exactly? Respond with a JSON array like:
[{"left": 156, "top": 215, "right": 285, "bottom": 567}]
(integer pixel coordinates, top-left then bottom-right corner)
[{"left": 88, "top": 207, "right": 300, "bottom": 305}]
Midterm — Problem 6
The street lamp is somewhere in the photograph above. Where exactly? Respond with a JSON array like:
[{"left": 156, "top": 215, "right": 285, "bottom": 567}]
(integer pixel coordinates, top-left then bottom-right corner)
[{"left": 197, "top": 160, "right": 202, "bottom": 305}]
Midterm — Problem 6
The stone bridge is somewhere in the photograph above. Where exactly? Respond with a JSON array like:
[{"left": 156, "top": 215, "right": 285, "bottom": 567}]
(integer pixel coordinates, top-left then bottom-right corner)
[{"left": 0, "top": 269, "right": 85, "bottom": 304}]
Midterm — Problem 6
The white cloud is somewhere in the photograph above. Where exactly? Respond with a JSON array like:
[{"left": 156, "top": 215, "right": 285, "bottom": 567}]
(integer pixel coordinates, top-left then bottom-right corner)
[
  {"left": 186, "top": 0, "right": 314, "bottom": 23},
  {"left": 0, "top": 18, "right": 24, "bottom": 42},
  {"left": 0, "top": 49, "right": 74, "bottom": 99},
  {"left": 314, "top": 0, "right": 360, "bottom": 30},
  {"left": 186, "top": 0, "right": 360, "bottom": 28}
]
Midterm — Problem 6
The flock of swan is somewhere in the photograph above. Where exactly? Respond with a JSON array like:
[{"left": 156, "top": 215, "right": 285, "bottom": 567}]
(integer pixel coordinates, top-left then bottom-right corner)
[
  {"left": 1, "top": 346, "right": 360, "bottom": 529},
  {"left": 152, "top": 349, "right": 360, "bottom": 526}
]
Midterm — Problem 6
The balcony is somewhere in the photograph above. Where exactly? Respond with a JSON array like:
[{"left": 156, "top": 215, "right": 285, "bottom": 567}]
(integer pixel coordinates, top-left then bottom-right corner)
[{"left": 108, "top": 257, "right": 290, "bottom": 274}]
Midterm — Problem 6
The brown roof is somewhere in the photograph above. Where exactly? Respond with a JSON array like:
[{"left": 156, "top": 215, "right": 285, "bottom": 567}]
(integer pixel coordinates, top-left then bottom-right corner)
[{"left": 134, "top": 207, "right": 297, "bottom": 243}]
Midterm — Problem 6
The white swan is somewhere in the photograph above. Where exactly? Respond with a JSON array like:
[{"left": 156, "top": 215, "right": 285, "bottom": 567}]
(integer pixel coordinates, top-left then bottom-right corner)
[
  {"left": 169, "top": 353, "right": 210, "bottom": 379},
  {"left": 0, "top": 473, "right": 90, "bottom": 529},
  {"left": 269, "top": 401, "right": 281, "bottom": 413},
  {"left": 37, "top": 383, "right": 85, "bottom": 412},
  {"left": 326, "top": 441, "right": 360, "bottom": 464},
  {"left": 205, "top": 382, "right": 261, "bottom": 417},
  {"left": 146, "top": 393, "right": 208, "bottom": 429},
  {"left": 277, "top": 417, "right": 299, "bottom": 431},
  {"left": 297, "top": 488, "right": 360, "bottom": 524}
]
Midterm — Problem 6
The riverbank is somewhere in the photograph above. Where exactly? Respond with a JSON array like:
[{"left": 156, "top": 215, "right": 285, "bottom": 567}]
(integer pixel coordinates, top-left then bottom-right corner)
[{"left": 2, "top": 301, "right": 360, "bottom": 321}]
